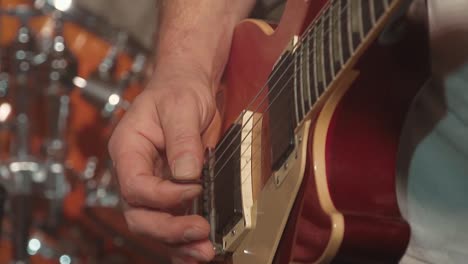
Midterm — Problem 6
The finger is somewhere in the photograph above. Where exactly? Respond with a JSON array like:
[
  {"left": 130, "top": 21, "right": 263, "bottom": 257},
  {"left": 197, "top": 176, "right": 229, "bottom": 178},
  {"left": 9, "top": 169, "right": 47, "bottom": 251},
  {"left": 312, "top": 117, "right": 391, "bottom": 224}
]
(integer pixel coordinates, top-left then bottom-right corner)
[
  {"left": 109, "top": 112, "right": 201, "bottom": 209},
  {"left": 124, "top": 207, "right": 211, "bottom": 245},
  {"left": 156, "top": 90, "right": 207, "bottom": 181},
  {"left": 115, "top": 150, "right": 202, "bottom": 208},
  {"left": 173, "top": 240, "right": 215, "bottom": 262}
]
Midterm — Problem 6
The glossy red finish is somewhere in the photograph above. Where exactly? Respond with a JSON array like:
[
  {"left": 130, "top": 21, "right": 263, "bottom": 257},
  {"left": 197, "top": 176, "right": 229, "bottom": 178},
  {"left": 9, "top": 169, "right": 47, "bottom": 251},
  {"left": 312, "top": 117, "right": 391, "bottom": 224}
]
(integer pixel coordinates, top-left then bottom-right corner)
[
  {"left": 222, "top": 0, "right": 429, "bottom": 263},
  {"left": 222, "top": 0, "right": 326, "bottom": 129},
  {"left": 322, "top": 27, "right": 429, "bottom": 263},
  {"left": 221, "top": 0, "right": 324, "bottom": 186}
]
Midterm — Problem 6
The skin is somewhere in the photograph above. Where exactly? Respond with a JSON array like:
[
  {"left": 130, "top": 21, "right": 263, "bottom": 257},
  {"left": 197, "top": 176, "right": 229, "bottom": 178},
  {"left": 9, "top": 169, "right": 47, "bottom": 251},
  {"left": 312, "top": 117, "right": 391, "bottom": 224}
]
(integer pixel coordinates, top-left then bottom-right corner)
[
  {"left": 109, "top": 1, "right": 463, "bottom": 263},
  {"left": 108, "top": 0, "right": 256, "bottom": 263}
]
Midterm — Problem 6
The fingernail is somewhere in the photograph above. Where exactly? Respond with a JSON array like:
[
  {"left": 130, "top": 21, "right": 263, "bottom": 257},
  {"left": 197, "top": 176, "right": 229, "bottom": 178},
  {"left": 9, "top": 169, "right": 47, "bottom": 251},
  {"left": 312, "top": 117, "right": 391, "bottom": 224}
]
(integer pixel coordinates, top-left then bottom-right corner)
[
  {"left": 173, "top": 153, "right": 199, "bottom": 180},
  {"left": 181, "top": 187, "right": 201, "bottom": 202},
  {"left": 183, "top": 227, "right": 205, "bottom": 241}
]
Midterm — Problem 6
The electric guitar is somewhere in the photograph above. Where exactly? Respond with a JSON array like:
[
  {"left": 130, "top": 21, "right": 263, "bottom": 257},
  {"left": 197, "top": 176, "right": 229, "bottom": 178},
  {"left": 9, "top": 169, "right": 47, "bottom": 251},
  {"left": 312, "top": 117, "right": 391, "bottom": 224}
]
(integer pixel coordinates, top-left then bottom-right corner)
[{"left": 201, "top": 0, "right": 430, "bottom": 263}]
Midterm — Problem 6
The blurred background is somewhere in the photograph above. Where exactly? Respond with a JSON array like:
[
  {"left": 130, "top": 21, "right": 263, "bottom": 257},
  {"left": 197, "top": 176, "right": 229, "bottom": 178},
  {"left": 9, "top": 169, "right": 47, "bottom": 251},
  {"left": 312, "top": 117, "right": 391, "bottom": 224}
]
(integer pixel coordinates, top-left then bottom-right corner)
[
  {"left": 0, "top": 0, "right": 171, "bottom": 263},
  {"left": 1, "top": 1, "right": 467, "bottom": 264}
]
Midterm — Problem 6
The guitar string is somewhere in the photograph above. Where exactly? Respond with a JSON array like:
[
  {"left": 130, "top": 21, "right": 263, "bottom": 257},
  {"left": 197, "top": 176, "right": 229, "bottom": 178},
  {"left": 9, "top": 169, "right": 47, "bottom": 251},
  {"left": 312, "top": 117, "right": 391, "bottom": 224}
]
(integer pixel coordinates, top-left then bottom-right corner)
[
  {"left": 234, "top": 1, "right": 388, "bottom": 188},
  {"left": 220, "top": 0, "right": 391, "bottom": 176},
  {"left": 210, "top": 1, "right": 333, "bottom": 156},
  {"left": 213, "top": 0, "right": 349, "bottom": 181},
  {"left": 211, "top": 0, "right": 336, "bottom": 171},
  {"left": 211, "top": 1, "right": 357, "bottom": 182},
  {"left": 211, "top": 0, "right": 334, "bottom": 158}
]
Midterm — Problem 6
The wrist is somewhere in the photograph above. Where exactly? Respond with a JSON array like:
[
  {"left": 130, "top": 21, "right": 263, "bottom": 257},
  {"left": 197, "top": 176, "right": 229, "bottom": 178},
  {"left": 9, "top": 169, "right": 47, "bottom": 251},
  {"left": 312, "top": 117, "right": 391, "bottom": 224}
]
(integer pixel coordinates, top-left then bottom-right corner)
[{"left": 153, "top": 38, "right": 229, "bottom": 94}]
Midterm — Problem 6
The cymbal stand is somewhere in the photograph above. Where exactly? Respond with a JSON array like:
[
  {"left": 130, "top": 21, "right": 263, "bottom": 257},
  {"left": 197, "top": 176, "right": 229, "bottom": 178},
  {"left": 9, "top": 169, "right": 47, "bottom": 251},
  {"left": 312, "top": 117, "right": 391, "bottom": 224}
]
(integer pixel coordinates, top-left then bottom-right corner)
[
  {"left": 74, "top": 31, "right": 148, "bottom": 119},
  {"left": 41, "top": 10, "right": 74, "bottom": 233},
  {"left": 8, "top": 16, "right": 38, "bottom": 264},
  {"left": 97, "top": 31, "right": 128, "bottom": 81},
  {"left": 0, "top": 0, "right": 10, "bottom": 98}
]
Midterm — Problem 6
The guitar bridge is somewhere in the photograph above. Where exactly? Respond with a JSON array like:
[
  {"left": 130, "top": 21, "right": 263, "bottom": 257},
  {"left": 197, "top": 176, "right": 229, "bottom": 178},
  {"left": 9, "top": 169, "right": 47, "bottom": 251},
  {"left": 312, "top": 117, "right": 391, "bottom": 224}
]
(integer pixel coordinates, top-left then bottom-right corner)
[{"left": 201, "top": 110, "right": 263, "bottom": 257}]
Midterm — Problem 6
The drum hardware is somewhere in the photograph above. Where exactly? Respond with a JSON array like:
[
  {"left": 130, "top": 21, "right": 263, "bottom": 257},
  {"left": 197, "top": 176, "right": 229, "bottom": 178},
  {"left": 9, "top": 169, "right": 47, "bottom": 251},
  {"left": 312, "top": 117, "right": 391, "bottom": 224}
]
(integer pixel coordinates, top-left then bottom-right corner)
[
  {"left": 0, "top": 184, "right": 6, "bottom": 237},
  {"left": 1, "top": 7, "right": 57, "bottom": 262},
  {"left": 80, "top": 156, "right": 97, "bottom": 181},
  {"left": 125, "top": 52, "right": 147, "bottom": 85},
  {"left": 26, "top": 234, "right": 80, "bottom": 264},
  {"left": 34, "top": 0, "right": 73, "bottom": 13},
  {"left": 97, "top": 31, "right": 129, "bottom": 82},
  {"left": 39, "top": 13, "right": 77, "bottom": 234},
  {"left": 85, "top": 166, "right": 119, "bottom": 208},
  {"left": 0, "top": 72, "right": 8, "bottom": 97},
  {"left": 4, "top": 134, "right": 43, "bottom": 263},
  {"left": 1, "top": 1, "right": 160, "bottom": 262},
  {"left": 78, "top": 156, "right": 118, "bottom": 208},
  {"left": 42, "top": 98, "right": 70, "bottom": 232},
  {"left": 41, "top": 160, "right": 69, "bottom": 233},
  {"left": 75, "top": 35, "right": 147, "bottom": 119},
  {"left": 74, "top": 51, "right": 147, "bottom": 119},
  {"left": 42, "top": 11, "right": 78, "bottom": 91},
  {"left": 6, "top": 113, "right": 43, "bottom": 263},
  {"left": 42, "top": 31, "right": 76, "bottom": 161},
  {"left": 72, "top": 76, "right": 128, "bottom": 117}
]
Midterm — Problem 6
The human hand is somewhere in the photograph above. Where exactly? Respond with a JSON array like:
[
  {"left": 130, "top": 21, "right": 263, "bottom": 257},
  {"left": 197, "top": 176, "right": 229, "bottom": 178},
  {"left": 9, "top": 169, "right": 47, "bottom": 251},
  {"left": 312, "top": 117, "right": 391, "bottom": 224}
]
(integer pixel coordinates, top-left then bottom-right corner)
[{"left": 108, "top": 67, "right": 219, "bottom": 263}]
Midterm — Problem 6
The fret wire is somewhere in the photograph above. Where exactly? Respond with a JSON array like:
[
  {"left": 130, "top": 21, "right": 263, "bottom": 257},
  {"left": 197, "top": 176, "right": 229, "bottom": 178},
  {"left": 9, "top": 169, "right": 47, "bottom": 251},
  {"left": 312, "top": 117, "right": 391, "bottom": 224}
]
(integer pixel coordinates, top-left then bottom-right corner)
[
  {"left": 216, "top": 15, "right": 346, "bottom": 181},
  {"left": 212, "top": 2, "right": 350, "bottom": 175},
  {"left": 293, "top": 51, "right": 300, "bottom": 125},
  {"left": 347, "top": 0, "right": 354, "bottom": 56},
  {"left": 299, "top": 44, "right": 308, "bottom": 115},
  {"left": 214, "top": 1, "right": 369, "bottom": 181},
  {"left": 358, "top": 0, "right": 365, "bottom": 40},
  {"left": 339, "top": 1, "right": 345, "bottom": 65},
  {"left": 297, "top": 44, "right": 305, "bottom": 119},
  {"left": 370, "top": 0, "right": 377, "bottom": 25},
  {"left": 384, "top": 0, "right": 390, "bottom": 8},
  {"left": 339, "top": 0, "right": 350, "bottom": 64},
  {"left": 328, "top": 1, "right": 336, "bottom": 78},
  {"left": 335, "top": 0, "right": 344, "bottom": 66},
  {"left": 210, "top": 7, "right": 333, "bottom": 155},
  {"left": 319, "top": 15, "right": 327, "bottom": 90},
  {"left": 304, "top": 36, "right": 312, "bottom": 111},
  {"left": 328, "top": 1, "right": 341, "bottom": 80},
  {"left": 212, "top": 2, "right": 353, "bottom": 173},
  {"left": 363, "top": 0, "right": 373, "bottom": 34},
  {"left": 312, "top": 29, "right": 320, "bottom": 99},
  {"left": 315, "top": 19, "right": 321, "bottom": 89}
]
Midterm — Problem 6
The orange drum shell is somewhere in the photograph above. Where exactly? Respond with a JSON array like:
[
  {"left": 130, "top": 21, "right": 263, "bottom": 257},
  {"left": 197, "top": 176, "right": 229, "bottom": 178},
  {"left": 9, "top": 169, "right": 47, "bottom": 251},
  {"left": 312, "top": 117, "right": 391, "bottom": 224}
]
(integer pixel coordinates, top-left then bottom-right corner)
[
  {"left": 1, "top": 2, "right": 163, "bottom": 262},
  {"left": 1, "top": 1, "right": 141, "bottom": 171}
]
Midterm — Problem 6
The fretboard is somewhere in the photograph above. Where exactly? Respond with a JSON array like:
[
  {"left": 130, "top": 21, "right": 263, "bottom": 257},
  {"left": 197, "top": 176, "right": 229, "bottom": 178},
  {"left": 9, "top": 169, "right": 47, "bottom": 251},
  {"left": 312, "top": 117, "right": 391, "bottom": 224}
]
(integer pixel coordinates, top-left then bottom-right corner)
[{"left": 268, "top": 0, "right": 393, "bottom": 170}]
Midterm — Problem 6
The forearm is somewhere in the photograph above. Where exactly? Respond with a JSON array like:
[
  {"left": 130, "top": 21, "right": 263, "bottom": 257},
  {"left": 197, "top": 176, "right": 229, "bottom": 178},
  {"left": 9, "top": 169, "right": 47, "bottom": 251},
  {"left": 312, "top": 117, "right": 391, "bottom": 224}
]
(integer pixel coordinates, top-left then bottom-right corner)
[{"left": 154, "top": 0, "right": 256, "bottom": 87}]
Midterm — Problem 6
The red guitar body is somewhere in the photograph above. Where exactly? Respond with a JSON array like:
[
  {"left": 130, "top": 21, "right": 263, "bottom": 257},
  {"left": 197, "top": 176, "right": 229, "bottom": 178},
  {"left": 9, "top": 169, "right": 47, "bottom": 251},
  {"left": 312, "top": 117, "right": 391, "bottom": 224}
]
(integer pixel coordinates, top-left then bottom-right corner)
[{"left": 219, "top": 0, "right": 429, "bottom": 263}]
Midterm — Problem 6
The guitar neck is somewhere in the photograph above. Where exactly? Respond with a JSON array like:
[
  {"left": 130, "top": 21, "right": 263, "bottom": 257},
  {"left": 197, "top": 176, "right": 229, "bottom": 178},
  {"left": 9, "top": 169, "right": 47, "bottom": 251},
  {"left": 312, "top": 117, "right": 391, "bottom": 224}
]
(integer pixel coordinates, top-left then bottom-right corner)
[{"left": 268, "top": 0, "right": 403, "bottom": 170}]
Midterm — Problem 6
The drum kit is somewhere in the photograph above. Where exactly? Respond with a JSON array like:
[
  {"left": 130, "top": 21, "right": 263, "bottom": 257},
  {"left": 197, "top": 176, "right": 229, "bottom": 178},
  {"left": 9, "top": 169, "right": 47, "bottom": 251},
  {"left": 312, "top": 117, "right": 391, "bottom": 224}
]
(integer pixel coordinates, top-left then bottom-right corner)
[{"left": 0, "top": 0, "right": 168, "bottom": 263}]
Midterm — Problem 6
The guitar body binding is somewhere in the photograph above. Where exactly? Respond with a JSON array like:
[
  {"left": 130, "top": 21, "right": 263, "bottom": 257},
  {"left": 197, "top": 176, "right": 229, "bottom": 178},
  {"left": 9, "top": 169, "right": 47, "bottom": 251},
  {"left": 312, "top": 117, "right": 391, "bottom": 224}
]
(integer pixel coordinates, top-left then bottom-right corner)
[{"left": 216, "top": 0, "right": 430, "bottom": 262}]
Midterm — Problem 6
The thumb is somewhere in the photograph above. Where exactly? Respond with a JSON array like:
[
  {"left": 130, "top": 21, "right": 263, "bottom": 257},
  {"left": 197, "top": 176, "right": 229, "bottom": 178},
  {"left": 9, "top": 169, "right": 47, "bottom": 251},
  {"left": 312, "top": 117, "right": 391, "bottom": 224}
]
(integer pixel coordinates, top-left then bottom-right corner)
[{"left": 157, "top": 92, "right": 206, "bottom": 181}]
